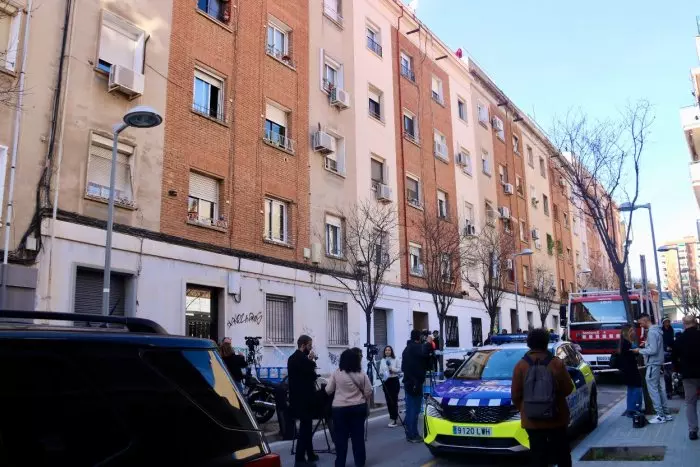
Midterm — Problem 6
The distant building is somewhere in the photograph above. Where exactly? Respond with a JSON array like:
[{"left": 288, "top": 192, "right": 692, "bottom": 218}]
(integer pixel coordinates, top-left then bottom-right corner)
[{"left": 681, "top": 18, "right": 700, "bottom": 208}]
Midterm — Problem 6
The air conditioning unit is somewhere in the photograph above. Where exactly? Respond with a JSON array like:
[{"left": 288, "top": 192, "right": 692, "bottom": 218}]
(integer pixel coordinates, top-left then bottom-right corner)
[
  {"left": 310, "top": 242, "right": 322, "bottom": 264},
  {"left": 498, "top": 206, "right": 510, "bottom": 219},
  {"left": 531, "top": 197, "right": 539, "bottom": 206},
  {"left": 559, "top": 178, "right": 566, "bottom": 187},
  {"left": 375, "top": 183, "right": 392, "bottom": 202},
  {"left": 456, "top": 152, "right": 467, "bottom": 166},
  {"left": 313, "top": 131, "right": 336, "bottom": 154},
  {"left": 108, "top": 64, "right": 145, "bottom": 99},
  {"left": 464, "top": 223, "right": 477, "bottom": 237},
  {"left": 531, "top": 228, "right": 540, "bottom": 240},
  {"left": 506, "top": 259, "right": 514, "bottom": 270},
  {"left": 503, "top": 183, "right": 514, "bottom": 195},
  {"left": 330, "top": 88, "right": 351, "bottom": 109}
]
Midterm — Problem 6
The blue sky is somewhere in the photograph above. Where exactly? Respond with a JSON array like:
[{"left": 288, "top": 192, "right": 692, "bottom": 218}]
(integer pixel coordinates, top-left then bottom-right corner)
[{"left": 411, "top": 0, "right": 699, "bottom": 280}]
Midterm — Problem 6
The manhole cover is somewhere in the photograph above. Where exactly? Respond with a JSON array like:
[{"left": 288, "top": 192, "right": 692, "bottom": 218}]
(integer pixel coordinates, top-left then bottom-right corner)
[{"left": 581, "top": 446, "right": 665, "bottom": 462}]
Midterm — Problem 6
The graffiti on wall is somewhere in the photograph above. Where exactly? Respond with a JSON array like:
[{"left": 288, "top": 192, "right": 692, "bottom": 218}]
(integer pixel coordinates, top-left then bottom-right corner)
[
  {"left": 226, "top": 311, "right": 263, "bottom": 329},
  {"left": 328, "top": 351, "right": 340, "bottom": 367}
]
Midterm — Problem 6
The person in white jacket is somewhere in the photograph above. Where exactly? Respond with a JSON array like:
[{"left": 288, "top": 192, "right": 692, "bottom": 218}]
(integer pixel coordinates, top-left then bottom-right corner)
[
  {"left": 379, "top": 345, "right": 401, "bottom": 427},
  {"left": 633, "top": 313, "right": 672, "bottom": 424}
]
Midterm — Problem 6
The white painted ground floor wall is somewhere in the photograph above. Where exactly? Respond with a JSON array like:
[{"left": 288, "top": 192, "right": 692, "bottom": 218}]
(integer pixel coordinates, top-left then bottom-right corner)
[{"left": 35, "top": 219, "right": 558, "bottom": 373}]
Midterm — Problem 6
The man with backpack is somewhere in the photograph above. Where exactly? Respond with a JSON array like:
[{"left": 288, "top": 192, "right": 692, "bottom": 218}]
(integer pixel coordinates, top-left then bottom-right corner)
[{"left": 511, "top": 328, "right": 574, "bottom": 467}]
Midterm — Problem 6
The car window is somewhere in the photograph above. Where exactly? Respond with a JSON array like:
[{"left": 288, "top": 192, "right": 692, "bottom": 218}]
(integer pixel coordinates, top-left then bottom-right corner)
[
  {"left": 454, "top": 348, "right": 526, "bottom": 380},
  {"left": 556, "top": 344, "right": 578, "bottom": 367},
  {"left": 564, "top": 345, "right": 583, "bottom": 366},
  {"left": 0, "top": 341, "right": 264, "bottom": 466}
]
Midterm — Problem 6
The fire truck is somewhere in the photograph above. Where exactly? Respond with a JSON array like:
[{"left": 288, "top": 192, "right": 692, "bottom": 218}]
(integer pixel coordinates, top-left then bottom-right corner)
[{"left": 561, "top": 288, "right": 660, "bottom": 371}]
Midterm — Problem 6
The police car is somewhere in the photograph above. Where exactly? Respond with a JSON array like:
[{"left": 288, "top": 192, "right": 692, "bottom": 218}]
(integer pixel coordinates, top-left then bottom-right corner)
[{"left": 423, "top": 334, "right": 598, "bottom": 456}]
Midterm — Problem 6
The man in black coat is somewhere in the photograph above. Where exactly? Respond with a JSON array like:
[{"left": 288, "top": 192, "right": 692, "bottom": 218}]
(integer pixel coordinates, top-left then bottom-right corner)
[
  {"left": 401, "top": 330, "right": 431, "bottom": 442},
  {"left": 287, "top": 335, "right": 318, "bottom": 466},
  {"left": 662, "top": 318, "right": 675, "bottom": 398},
  {"left": 671, "top": 315, "right": 700, "bottom": 440}
]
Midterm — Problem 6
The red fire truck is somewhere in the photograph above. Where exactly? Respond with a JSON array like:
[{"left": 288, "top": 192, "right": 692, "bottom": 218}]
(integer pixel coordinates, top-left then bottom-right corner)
[{"left": 562, "top": 288, "right": 660, "bottom": 371}]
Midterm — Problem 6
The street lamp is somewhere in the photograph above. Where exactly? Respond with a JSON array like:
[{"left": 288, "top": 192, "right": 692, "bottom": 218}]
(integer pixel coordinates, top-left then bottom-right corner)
[
  {"left": 576, "top": 267, "right": 592, "bottom": 292},
  {"left": 513, "top": 248, "right": 533, "bottom": 323},
  {"left": 618, "top": 202, "right": 663, "bottom": 317},
  {"left": 102, "top": 106, "right": 162, "bottom": 316},
  {"left": 657, "top": 244, "right": 686, "bottom": 314}
]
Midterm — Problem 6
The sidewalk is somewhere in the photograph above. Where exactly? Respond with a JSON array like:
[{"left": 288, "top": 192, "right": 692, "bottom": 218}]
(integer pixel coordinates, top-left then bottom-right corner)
[{"left": 572, "top": 397, "right": 700, "bottom": 466}]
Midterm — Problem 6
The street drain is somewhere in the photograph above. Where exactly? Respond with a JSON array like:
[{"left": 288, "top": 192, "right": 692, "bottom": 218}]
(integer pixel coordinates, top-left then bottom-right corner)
[{"left": 581, "top": 446, "right": 665, "bottom": 462}]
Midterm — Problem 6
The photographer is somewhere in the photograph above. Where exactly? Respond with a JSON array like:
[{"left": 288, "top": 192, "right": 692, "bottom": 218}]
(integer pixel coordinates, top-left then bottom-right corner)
[
  {"left": 288, "top": 335, "right": 318, "bottom": 467},
  {"left": 379, "top": 345, "right": 401, "bottom": 427},
  {"left": 402, "top": 330, "right": 431, "bottom": 443},
  {"left": 220, "top": 338, "right": 247, "bottom": 392}
]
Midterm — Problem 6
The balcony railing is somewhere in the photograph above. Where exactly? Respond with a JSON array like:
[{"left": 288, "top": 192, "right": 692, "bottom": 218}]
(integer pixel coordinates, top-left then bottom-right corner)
[
  {"left": 368, "top": 106, "right": 382, "bottom": 121},
  {"left": 407, "top": 189, "right": 421, "bottom": 208},
  {"left": 403, "top": 130, "right": 419, "bottom": 145},
  {"left": 188, "top": 212, "right": 228, "bottom": 229},
  {"left": 431, "top": 90, "right": 444, "bottom": 105},
  {"left": 401, "top": 64, "right": 415, "bottom": 82},
  {"left": 323, "top": 1, "right": 343, "bottom": 25},
  {"left": 264, "top": 128, "right": 295, "bottom": 154},
  {"left": 192, "top": 103, "right": 225, "bottom": 123},
  {"left": 367, "top": 36, "right": 382, "bottom": 56},
  {"left": 324, "top": 156, "right": 338, "bottom": 173},
  {"left": 266, "top": 44, "right": 294, "bottom": 67}
]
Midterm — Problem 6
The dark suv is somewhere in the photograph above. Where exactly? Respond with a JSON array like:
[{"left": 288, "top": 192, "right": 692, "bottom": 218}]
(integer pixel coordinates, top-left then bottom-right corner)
[{"left": 0, "top": 311, "right": 281, "bottom": 467}]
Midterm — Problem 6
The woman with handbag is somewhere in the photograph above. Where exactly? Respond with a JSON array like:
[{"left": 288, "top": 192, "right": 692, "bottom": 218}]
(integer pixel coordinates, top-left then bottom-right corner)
[{"left": 325, "top": 348, "right": 372, "bottom": 467}]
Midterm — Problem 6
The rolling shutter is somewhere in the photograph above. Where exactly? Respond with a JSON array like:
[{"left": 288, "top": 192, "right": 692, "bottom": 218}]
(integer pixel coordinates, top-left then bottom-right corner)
[
  {"left": 74, "top": 267, "right": 126, "bottom": 316},
  {"left": 189, "top": 172, "right": 218, "bottom": 202},
  {"left": 373, "top": 308, "right": 387, "bottom": 350}
]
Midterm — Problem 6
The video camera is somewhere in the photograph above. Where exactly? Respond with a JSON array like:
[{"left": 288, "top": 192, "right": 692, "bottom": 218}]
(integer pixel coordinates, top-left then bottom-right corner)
[
  {"left": 364, "top": 342, "right": 379, "bottom": 360},
  {"left": 245, "top": 336, "right": 262, "bottom": 352}
]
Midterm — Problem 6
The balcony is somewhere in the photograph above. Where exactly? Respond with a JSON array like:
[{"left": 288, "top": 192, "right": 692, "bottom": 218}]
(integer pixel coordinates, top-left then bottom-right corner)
[
  {"left": 263, "top": 128, "right": 295, "bottom": 154},
  {"left": 690, "top": 161, "right": 700, "bottom": 208},
  {"left": 401, "top": 64, "right": 415, "bottom": 82}
]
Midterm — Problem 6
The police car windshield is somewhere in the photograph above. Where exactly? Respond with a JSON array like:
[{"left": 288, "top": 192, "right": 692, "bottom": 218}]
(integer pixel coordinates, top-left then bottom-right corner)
[
  {"left": 572, "top": 300, "right": 639, "bottom": 323},
  {"left": 454, "top": 348, "right": 526, "bottom": 380}
]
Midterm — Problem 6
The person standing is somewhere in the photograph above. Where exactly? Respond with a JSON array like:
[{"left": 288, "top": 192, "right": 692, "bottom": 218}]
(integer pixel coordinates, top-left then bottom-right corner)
[
  {"left": 671, "top": 315, "right": 700, "bottom": 440},
  {"left": 511, "top": 329, "right": 574, "bottom": 467},
  {"left": 633, "top": 313, "right": 672, "bottom": 424},
  {"left": 325, "top": 348, "right": 372, "bottom": 467},
  {"left": 219, "top": 337, "right": 247, "bottom": 392},
  {"left": 401, "top": 329, "right": 431, "bottom": 443},
  {"left": 617, "top": 325, "right": 643, "bottom": 416},
  {"left": 288, "top": 335, "right": 318, "bottom": 467},
  {"left": 662, "top": 318, "right": 675, "bottom": 399},
  {"left": 379, "top": 345, "right": 401, "bottom": 427}
]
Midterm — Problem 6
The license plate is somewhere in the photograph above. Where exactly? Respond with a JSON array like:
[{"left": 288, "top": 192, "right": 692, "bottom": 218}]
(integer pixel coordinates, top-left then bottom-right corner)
[
  {"left": 452, "top": 426, "right": 492, "bottom": 437},
  {"left": 597, "top": 356, "right": 610, "bottom": 362}
]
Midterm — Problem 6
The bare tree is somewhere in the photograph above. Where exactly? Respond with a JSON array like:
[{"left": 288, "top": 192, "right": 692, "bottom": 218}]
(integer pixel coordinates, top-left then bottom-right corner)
[
  {"left": 587, "top": 251, "right": 619, "bottom": 290},
  {"left": 552, "top": 100, "right": 654, "bottom": 322},
  {"left": 415, "top": 211, "right": 464, "bottom": 367},
  {"left": 325, "top": 199, "right": 400, "bottom": 358},
  {"left": 666, "top": 283, "right": 700, "bottom": 317},
  {"left": 532, "top": 264, "right": 557, "bottom": 328},
  {"left": 462, "top": 224, "right": 516, "bottom": 334}
]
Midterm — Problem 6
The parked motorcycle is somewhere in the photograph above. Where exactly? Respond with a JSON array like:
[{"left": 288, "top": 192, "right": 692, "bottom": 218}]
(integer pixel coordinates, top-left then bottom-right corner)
[{"left": 244, "top": 371, "right": 278, "bottom": 424}]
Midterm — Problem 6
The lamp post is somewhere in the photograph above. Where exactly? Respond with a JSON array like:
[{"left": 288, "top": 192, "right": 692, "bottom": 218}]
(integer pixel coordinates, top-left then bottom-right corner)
[
  {"left": 657, "top": 245, "right": 686, "bottom": 314},
  {"left": 102, "top": 106, "right": 162, "bottom": 316},
  {"left": 618, "top": 202, "right": 663, "bottom": 317},
  {"left": 513, "top": 248, "right": 533, "bottom": 323},
  {"left": 576, "top": 267, "right": 592, "bottom": 292}
]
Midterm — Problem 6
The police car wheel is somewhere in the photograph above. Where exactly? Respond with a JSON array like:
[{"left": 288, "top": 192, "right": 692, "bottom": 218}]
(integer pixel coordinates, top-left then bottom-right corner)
[{"left": 586, "top": 391, "right": 598, "bottom": 431}]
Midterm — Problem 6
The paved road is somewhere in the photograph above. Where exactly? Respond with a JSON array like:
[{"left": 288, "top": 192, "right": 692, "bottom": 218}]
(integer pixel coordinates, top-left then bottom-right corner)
[{"left": 270, "top": 375, "right": 625, "bottom": 466}]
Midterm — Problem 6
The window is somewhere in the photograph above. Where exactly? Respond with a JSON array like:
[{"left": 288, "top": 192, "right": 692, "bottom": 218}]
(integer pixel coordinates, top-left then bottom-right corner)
[
  {"left": 85, "top": 133, "right": 134, "bottom": 207},
  {"left": 457, "top": 98, "right": 467, "bottom": 121},
  {"left": 515, "top": 175, "right": 524, "bottom": 196},
  {"left": 193, "top": 69, "right": 224, "bottom": 121},
  {"left": 264, "top": 102, "right": 293, "bottom": 152},
  {"left": 323, "top": 62, "right": 338, "bottom": 91},
  {"left": 323, "top": 0, "right": 342, "bottom": 24},
  {"left": 327, "top": 302, "right": 348, "bottom": 346},
  {"left": 527, "top": 146, "right": 534, "bottom": 167},
  {"left": 373, "top": 229, "right": 389, "bottom": 266},
  {"left": 559, "top": 279, "right": 565, "bottom": 295},
  {"left": 566, "top": 247, "right": 572, "bottom": 262},
  {"left": 368, "top": 86, "right": 382, "bottom": 121},
  {"left": 556, "top": 240, "right": 563, "bottom": 256},
  {"left": 434, "top": 130, "right": 448, "bottom": 160},
  {"left": 563, "top": 211, "right": 569, "bottom": 228},
  {"left": 459, "top": 149, "right": 472, "bottom": 175},
  {"left": 403, "top": 111, "right": 418, "bottom": 142},
  {"left": 266, "top": 20, "right": 289, "bottom": 62},
  {"left": 481, "top": 150, "right": 491, "bottom": 175},
  {"left": 553, "top": 204, "right": 559, "bottom": 222},
  {"left": 431, "top": 76, "right": 444, "bottom": 104},
  {"left": 371, "top": 157, "right": 386, "bottom": 189},
  {"left": 519, "top": 219, "right": 527, "bottom": 242},
  {"left": 477, "top": 101, "right": 489, "bottom": 125},
  {"left": 573, "top": 213, "right": 579, "bottom": 234},
  {"left": 529, "top": 185, "right": 537, "bottom": 206},
  {"left": 576, "top": 251, "right": 581, "bottom": 267},
  {"left": 325, "top": 215, "right": 343, "bottom": 257},
  {"left": 522, "top": 265, "right": 529, "bottom": 286},
  {"left": 547, "top": 234, "right": 554, "bottom": 255},
  {"left": 264, "top": 198, "right": 288, "bottom": 244},
  {"left": 266, "top": 294, "right": 293, "bottom": 344},
  {"left": 539, "top": 156, "right": 546, "bottom": 178},
  {"left": 366, "top": 25, "right": 382, "bottom": 56},
  {"left": 493, "top": 116, "right": 504, "bottom": 140},
  {"left": 437, "top": 190, "right": 448, "bottom": 219},
  {"left": 543, "top": 194, "right": 550, "bottom": 216},
  {"left": 409, "top": 243, "right": 423, "bottom": 275},
  {"left": 464, "top": 202, "right": 475, "bottom": 224},
  {"left": 97, "top": 10, "right": 146, "bottom": 75},
  {"left": 198, "top": 0, "right": 225, "bottom": 21},
  {"left": 440, "top": 253, "right": 452, "bottom": 281},
  {"left": 512, "top": 135, "right": 520, "bottom": 154},
  {"left": 503, "top": 217, "right": 512, "bottom": 233},
  {"left": 323, "top": 133, "right": 345, "bottom": 175},
  {"left": 406, "top": 176, "right": 421, "bottom": 207},
  {"left": 445, "top": 316, "right": 459, "bottom": 347},
  {"left": 188, "top": 172, "right": 221, "bottom": 227},
  {"left": 400, "top": 52, "right": 415, "bottom": 81},
  {"left": 498, "top": 164, "right": 508, "bottom": 184},
  {"left": 485, "top": 200, "right": 496, "bottom": 226},
  {"left": 568, "top": 282, "right": 574, "bottom": 293}
]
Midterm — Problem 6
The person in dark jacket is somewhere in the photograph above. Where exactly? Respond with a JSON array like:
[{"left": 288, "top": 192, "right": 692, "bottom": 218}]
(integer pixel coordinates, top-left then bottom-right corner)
[
  {"left": 401, "top": 329, "right": 431, "bottom": 443},
  {"left": 671, "top": 315, "right": 700, "bottom": 440},
  {"left": 511, "top": 329, "right": 574, "bottom": 467},
  {"left": 220, "top": 338, "right": 247, "bottom": 392},
  {"left": 287, "top": 335, "right": 318, "bottom": 467},
  {"left": 662, "top": 318, "right": 675, "bottom": 398},
  {"left": 617, "top": 325, "right": 643, "bottom": 416}
]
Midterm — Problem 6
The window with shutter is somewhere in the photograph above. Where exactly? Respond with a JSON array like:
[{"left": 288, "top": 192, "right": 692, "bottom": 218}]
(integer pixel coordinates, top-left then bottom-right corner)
[
  {"left": 368, "top": 87, "right": 382, "bottom": 120},
  {"left": 97, "top": 10, "right": 146, "bottom": 75},
  {"left": 264, "top": 198, "right": 288, "bottom": 244},
  {"left": 325, "top": 215, "right": 342, "bottom": 257},
  {"left": 193, "top": 69, "right": 225, "bottom": 121},
  {"left": 0, "top": 5, "right": 20, "bottom": 72},
  {"left": 188, "top": 172, "right": 220, "bottom": 226},
  {"left": 327, "top": 301, "right": 348, "bottom": 346},
  {"left": 85, "top": 133, "right": 134, "bottom": 207}
]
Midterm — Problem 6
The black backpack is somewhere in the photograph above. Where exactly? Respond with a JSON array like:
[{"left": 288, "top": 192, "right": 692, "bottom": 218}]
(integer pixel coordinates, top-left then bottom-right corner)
[{"left": 522, "top": 354, "right": 556, "bottom": 420}]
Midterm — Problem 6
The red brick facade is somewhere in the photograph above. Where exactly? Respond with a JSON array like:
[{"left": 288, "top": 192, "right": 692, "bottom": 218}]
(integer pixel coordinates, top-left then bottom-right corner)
[{"left": 550, "top": 160, "right": 575, "bottom": 300}]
